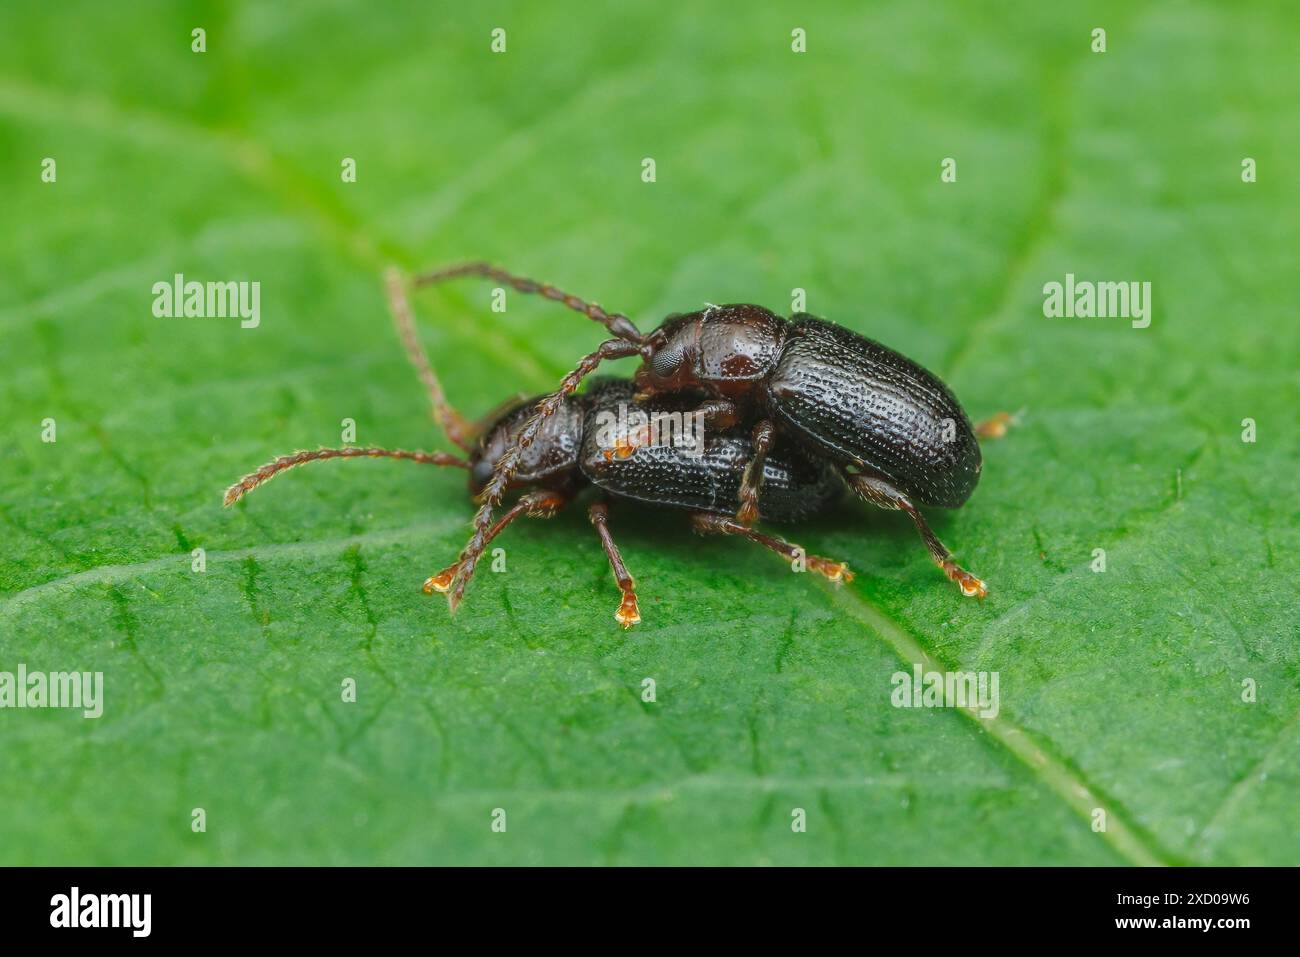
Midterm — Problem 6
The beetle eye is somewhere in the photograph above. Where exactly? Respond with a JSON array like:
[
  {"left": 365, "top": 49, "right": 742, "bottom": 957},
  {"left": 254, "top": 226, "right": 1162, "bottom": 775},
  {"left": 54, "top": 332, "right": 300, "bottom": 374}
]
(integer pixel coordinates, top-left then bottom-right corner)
[{"left": 652, "top": 344, "right": 684, "bottom": 378}]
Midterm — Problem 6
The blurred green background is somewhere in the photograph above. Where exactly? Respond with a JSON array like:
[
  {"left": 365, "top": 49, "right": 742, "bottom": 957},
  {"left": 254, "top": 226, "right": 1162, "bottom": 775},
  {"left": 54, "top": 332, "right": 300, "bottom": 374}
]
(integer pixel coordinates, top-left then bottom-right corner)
[{"left": 1, "top": 1, "right": 1297, "bottom": 865}]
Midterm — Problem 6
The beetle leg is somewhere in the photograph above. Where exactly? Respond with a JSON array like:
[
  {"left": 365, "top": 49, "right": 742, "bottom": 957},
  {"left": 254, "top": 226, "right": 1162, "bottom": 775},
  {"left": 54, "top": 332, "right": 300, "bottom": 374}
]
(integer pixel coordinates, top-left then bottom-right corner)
[
  {"left": 423, "top": 489, "right": 567, "bottom": 594},
  {"left": 735, "top": 419, "right": 776, "bottom": 526},
  {"left": 410, "top": 261, "right": 644, "bottom": 344},
  {"left": 843, "top": 471, "right": 988, "bottom": 599},
  {"left": 587, "top": 500, "right": 641, "bottom": 628},
  {"left": 689, "top": 512, "right": 853, "bottom": 584},
  {"left": 670, "top": 397, "right": 741, "bottom": 432},
  {"left": 447, "top": 337, "right": 646, "bottom": 613},
  {"left": 614, "top": 397, "right": 741, "bottom": 456},
  {"left": 384, "top": 268, "right": 474, "bottom": 452},
  {"left": 974, "top": 410, "right": 1020, "bottom": 440}
]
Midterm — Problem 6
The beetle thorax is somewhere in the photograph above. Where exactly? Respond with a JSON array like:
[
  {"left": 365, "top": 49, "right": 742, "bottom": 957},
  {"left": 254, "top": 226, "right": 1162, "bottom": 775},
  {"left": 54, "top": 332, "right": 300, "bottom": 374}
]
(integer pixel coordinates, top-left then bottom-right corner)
[{"left": 637, "top": 304, "right": 786, "bottom": 399}]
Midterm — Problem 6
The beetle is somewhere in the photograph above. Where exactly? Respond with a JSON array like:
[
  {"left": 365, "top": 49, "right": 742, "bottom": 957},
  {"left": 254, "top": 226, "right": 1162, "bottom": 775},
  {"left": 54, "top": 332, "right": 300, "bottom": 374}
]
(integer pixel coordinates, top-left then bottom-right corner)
[
  {"left": 222, "top": 271, "right": 850, "bottom": 628},
  {"left": 409, "top": 263, "right": 1010, "bottom": 611}
]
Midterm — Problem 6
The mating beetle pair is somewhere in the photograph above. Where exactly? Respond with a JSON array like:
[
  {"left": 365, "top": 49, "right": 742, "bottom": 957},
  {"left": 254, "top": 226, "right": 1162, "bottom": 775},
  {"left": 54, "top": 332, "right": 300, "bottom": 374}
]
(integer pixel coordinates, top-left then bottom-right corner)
[{"left": 224, "top": 264, "right": 1008, "bottom": 627}]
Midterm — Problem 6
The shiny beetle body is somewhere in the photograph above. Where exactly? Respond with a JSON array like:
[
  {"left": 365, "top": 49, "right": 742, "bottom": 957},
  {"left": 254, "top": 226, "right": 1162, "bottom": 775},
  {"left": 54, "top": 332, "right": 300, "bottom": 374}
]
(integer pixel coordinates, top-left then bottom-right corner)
[
  {"left": 471, "top": 377, "right": 841, "bottom": 523},
  {"left": 575, "top": 380, "right": 841, "bottom": 521},
  {"left": 767, "top": 316, "right": 981, "bottom": 508},
  {"left": 635, "top": 307, "right": 981, "bottom": 508}
]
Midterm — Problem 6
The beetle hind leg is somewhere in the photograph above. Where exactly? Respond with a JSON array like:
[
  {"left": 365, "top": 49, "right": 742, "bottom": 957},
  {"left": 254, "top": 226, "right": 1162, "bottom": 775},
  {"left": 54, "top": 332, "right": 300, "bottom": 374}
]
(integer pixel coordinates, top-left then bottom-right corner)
[
  {"left": 588, "top": 500, "right": 641, "bottom": 628},
  {"left": 690, "top": 512, "right": 853, "bottom": 584},
  {"left": 844, "top": 470, "right": 987, "bottom": 599}
]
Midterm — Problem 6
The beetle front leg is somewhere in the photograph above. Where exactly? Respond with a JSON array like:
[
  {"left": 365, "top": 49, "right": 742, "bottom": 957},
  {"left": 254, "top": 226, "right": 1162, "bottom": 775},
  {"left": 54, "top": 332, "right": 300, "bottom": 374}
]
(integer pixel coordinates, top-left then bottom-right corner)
[
  {"left": 843, "top": 470, "right": 987, "bottom": 598},
  {"left": 735, "top": 419, "right": 775, "bottom": 526},
  {"left": 446, "top": 336, "right": 644, "bottom": 612},
  {"left": 588, "top": 500, "right": 641, "bottom": 628},
  {"left": 423, "top": 489, "right": 567, "bottom": 594},
  {"left": 616, "top": 397, "right": 741, "bottom": 455},
  {"left": 686, "top": 398, "right": 742, "bottom": 432}
]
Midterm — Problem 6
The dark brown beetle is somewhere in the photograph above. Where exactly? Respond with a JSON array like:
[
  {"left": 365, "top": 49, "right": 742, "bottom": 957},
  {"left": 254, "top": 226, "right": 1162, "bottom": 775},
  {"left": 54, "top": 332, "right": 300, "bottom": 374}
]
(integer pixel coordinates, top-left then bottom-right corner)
[
  {"left": 223, "top": 273, "right": 849, "bottom": 628},
  {"left": 411, "top": 263, "right": 1010, "bottom": 610}
]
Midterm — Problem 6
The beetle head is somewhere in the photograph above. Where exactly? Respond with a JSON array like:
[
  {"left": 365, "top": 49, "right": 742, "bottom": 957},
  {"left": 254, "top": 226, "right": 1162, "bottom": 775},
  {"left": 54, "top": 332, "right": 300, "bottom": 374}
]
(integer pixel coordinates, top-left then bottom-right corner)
[
  {"left": 635, "top": 304, "right": 786, "bottom": 399},
  {"left": 467, "top": 425, "right": 512, "bottom": 496},
  {"left": 465, "top": 392, "right": 588, "bottom": 496}
]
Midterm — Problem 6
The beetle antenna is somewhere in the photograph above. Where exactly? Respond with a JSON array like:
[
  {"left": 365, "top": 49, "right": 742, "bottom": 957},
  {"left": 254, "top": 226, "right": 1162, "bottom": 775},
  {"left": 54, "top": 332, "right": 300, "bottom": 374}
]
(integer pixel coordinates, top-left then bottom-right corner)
[
  {"left": 384, "top": 267, "right": 474, "bottom": 451},
  {"left": 411, "top": 261, "right": 645, "bottom": 344},
  {"left": 223, "top": 447, "right": 468, "bottom": 507},
  {"left": 445, "top": 336, "right": 646, "bottom": 612}
]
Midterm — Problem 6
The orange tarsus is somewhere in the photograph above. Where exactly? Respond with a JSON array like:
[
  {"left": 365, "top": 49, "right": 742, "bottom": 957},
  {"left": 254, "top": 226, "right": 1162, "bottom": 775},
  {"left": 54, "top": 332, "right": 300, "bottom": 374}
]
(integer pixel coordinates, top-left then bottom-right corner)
[
  {"left": 975, "top": 410, "right": 1022, "bottom": 440},
  {"left": 809, "top": 557, "right": 854, "bottom": 584},
  {"left": 615, "top": 592, "right": 641, "bottom": 628},
  {"left": 945, "top": 562, "right": 988, "bottom": 599},
  {"left": 423, "top": 566, "right": 457, "bottom": 594}
]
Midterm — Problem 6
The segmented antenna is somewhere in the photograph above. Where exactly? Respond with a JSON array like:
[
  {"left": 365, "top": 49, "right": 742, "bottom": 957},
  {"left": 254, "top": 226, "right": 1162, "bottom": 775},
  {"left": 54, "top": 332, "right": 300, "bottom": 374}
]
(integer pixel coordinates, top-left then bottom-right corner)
[
  {"left": 224, "top": 447, "right": 466, "bottom": 507},
  {"left": 412, "top": 261, "right": 644, "bottom": 343}
]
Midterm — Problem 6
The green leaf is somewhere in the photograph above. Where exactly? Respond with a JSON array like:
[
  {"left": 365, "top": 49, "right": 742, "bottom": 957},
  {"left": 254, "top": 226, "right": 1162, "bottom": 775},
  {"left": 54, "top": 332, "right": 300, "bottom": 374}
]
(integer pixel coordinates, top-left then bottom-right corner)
[{"left": 1, "top": 1, "right": 1297, "bottom": 866}]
